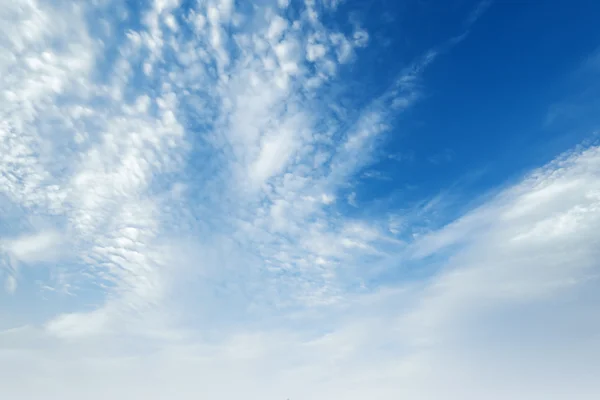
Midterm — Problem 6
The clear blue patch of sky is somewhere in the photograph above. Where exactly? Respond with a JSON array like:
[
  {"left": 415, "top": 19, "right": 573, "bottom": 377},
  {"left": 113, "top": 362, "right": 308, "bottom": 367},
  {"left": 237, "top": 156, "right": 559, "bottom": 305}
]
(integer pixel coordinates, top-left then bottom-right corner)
[
  {"left": 345, "top": 0, "right": 600, "bottom": 222},
  {"left": 0, "top": 259, "right": 109, "bottom": 328}
]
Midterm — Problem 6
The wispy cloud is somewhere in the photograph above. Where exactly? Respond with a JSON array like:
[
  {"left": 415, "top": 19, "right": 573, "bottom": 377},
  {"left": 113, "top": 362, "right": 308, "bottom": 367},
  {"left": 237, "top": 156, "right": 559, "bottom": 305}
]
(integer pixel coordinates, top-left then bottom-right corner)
[
  {"left": 0, "top": 0, "right": 424, "bottom": 336},
  {"left": 465, "top": 0, "right": 494, "bottom": 27},
  {"left": 2, "top": 143, "right": 599, "bottom": 398},
  {"left": 1, "top": 0, "right": 599, "bottom": 399}
]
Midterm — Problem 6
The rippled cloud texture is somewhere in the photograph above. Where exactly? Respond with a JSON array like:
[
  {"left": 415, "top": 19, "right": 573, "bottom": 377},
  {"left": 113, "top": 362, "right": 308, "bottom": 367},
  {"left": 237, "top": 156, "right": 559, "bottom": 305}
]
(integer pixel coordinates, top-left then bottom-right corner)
[{"left": 1, "top": 0, "right": 599, "bottom": 399}]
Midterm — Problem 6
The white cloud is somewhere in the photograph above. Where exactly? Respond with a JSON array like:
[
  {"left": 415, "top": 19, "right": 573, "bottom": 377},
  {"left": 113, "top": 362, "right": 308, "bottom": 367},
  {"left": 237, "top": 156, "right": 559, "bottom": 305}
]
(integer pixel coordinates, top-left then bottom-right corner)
[
  {"left": 1, "top": 1, "right": 598, "bottom": 399},
  {"left": 2, "top": 230, "right": 63, "bottom": 264},
  {"left": 0, "top": 0, "right": 187, "bottom": 331},
  {"left": 45, "top": 309, "right": 111, "bottom": 339},
  {"left": 267, "top": 15, "right": 289, "bottom": 41},
  {"left": 321, "top": 193, "right": 336, "bottom": 205},
  {"left": 0, "top": 229, "right": 63, "bottom": 293}
]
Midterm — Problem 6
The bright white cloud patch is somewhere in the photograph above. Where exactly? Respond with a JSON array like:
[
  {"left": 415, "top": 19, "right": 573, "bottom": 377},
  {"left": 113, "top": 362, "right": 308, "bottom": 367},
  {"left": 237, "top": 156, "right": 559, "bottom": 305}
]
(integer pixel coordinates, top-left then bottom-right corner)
[{"left": 1, "top": 0, "right": 599, "bottom": 399}]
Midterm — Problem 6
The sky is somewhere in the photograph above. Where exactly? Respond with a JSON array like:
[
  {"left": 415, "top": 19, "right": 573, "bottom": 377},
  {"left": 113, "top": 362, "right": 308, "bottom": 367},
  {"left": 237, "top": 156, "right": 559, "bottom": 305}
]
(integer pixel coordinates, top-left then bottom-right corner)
[{"left": 1, "top": 0, "right": 600, "bottom": 399}]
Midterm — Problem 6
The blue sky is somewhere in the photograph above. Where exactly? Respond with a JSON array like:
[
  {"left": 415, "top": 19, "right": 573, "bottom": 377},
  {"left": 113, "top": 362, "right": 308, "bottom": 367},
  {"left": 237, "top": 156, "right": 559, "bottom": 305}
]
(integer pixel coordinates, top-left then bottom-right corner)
[{"left": 1, "top": 0, "right": 600, "bottom": 399}]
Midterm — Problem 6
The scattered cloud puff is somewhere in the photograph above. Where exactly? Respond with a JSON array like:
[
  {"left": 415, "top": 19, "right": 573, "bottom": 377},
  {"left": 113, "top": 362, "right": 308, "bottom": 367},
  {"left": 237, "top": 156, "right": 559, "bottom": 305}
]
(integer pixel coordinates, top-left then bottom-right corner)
[{"left": 0, "top": 0, "right": 599, "bottom": 399}]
